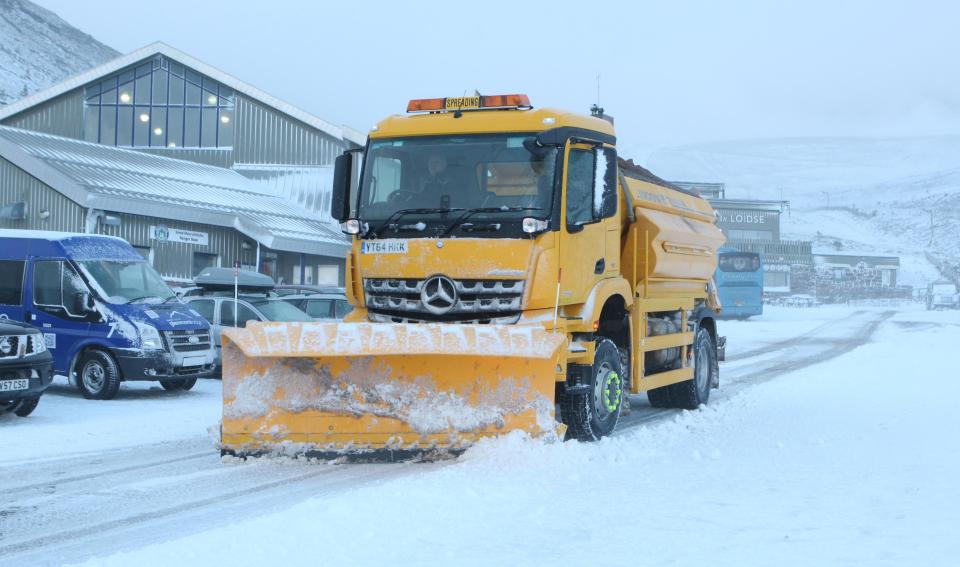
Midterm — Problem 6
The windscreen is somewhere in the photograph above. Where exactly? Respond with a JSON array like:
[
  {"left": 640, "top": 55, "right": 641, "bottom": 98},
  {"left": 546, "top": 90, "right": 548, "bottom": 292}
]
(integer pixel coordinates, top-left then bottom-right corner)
[
  {"left": 79, "top": 260, "right": 176, "bottom": 304},
  {"left": 358, "top": 134, "right": 557, "bottom": 222},
  {"left": 718, "top": 253, "right": 761, "bottom": 273},
  {"left": 250, "top": 299, "right": 314, "bottom": 322},
  {"left": 932, "top": 284, "right": 957, "bottom": 295}
]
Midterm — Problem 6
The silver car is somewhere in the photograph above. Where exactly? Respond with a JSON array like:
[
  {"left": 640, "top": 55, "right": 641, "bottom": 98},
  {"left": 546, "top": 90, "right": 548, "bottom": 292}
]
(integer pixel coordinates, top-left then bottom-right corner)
[{"left": 184, "top": 296, "right": 312, "bottom": 374}]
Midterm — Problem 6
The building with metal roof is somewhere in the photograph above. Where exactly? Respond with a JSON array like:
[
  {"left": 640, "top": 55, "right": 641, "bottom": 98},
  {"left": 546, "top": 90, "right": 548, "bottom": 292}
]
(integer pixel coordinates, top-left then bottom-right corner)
[{"left": 0, "top": 42, "right": 364, "bottom": 285}]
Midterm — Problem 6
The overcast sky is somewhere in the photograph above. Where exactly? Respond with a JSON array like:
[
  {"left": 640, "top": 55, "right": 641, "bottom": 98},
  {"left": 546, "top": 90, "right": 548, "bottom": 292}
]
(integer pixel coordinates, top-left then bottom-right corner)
[{"left": 35, "top": 0, "right": 960, "bottom": 155}]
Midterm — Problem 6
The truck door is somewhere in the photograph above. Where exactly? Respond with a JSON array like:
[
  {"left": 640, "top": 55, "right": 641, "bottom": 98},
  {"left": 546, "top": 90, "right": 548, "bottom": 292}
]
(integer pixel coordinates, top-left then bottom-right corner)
[
  {"left": 28, "top": 260, "right": 93, "bottom": 374},
  {"left": 558, "top": 142, "right": 607, "bottom": 305}
]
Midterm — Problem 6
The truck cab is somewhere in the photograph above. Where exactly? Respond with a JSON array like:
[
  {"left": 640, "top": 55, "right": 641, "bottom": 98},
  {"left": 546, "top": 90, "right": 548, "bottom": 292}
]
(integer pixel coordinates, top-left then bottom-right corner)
[{"left": 0, "top": 229, "right": 216, "bottom": 399}]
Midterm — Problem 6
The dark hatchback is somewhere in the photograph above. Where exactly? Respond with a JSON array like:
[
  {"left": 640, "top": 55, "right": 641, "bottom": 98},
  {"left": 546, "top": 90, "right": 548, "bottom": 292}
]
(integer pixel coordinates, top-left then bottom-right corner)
[{"left": 1, "top": 320, "right": 54, "bottom": 417}]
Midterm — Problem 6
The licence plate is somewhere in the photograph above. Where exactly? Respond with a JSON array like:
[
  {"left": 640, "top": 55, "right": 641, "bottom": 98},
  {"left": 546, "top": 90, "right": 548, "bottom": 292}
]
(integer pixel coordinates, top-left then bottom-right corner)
[
  {"left": 182, "top": 356, "right": 206, "bottom": 368},
  {"left": 0, "top": 379, "right": 28, "bottom": 392}
]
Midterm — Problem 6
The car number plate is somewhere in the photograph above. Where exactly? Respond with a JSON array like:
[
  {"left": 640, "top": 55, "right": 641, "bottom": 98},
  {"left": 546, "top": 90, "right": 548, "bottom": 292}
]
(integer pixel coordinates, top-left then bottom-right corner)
[
  {"left": 0, "top": 379, "right": 29, "bottom": 392},
  {"left": 182, "top": 356, "right": 206, "bottom": 367}
]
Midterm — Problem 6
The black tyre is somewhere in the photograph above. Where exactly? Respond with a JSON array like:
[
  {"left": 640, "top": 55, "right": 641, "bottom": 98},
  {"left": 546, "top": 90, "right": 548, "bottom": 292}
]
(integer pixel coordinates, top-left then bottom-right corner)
[
  {"left": 77, "top": 350, "right": 122, "bottom": 400},
  {"left": 560, "top": 339, "right": 625, "bottom": 441},
  {"left": 14, "top": 396, "right": 40, "bottom": 417},
  {"left": 646, "top": 385, "right": 673, "bottom": 408},
  {"left": 159, "top": 379, "right": 195, "bottom": 391},
  {"left": 667, "top": 327, "right": 716, "bottom": 410}
]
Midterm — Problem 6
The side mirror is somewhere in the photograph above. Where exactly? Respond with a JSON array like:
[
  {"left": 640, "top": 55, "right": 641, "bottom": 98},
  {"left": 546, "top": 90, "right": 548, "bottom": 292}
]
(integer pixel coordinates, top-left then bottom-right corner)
[
  {"left": 593, "top": 146, "right": 618, "bottom": 219},
  {"left": 332, "top": 152, "right": 354, "bottom": 222}
]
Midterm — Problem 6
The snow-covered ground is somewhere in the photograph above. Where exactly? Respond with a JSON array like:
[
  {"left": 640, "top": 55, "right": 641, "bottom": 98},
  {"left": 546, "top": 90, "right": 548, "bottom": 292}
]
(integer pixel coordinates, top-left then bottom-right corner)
[
  {"left": 4, "top": 305, "right": 955, "bottom": 566},
  {"left": 2, "top": 378, "right": 221, "bottom": 464}
]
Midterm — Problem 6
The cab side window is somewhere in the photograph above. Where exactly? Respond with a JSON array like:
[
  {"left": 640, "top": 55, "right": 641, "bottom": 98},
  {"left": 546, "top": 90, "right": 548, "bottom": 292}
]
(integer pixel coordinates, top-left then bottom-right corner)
[
  {"left": 0, "top": 260, "right": 25, "bottom": 305},
  {"left": 566, "top": 149, "right": 596, "bottom": 228},
  {"left": 34, "top": 260, "right": 88, "bottom": 317},
  {"left": 221, "top": 300, "right": 259, "bottom": 327},
  {"left": 34, "top": 261, "right": 63, "bottom": 307}
]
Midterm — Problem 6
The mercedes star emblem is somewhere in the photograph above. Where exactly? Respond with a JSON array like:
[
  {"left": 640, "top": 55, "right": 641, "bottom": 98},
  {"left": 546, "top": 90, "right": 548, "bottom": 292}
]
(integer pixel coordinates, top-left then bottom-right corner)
[{"left": 421, "top": 275, "right": 458, "bottom": 315}]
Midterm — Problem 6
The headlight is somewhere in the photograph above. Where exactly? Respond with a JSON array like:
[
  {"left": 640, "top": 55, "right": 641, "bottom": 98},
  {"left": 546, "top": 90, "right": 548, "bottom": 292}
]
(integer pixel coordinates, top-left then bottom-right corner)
[
  {"left": 29, "top": 333, "right": 47, "bottom": 355},
  {"left": 134, "top": 321, "right": 164, "bottom": 350}
]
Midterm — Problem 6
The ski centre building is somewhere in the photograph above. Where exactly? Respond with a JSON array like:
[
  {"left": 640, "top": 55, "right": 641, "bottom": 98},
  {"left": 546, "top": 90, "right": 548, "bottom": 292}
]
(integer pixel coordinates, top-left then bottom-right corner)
[{"left": 0, "top": 42, "right": 363, "bottom": 286}]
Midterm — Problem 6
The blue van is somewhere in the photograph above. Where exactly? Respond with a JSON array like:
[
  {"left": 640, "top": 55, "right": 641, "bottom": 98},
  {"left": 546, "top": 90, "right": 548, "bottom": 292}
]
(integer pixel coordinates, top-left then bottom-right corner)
[{"left": 0, "top": 229, "right": 216, "bottom": 400}]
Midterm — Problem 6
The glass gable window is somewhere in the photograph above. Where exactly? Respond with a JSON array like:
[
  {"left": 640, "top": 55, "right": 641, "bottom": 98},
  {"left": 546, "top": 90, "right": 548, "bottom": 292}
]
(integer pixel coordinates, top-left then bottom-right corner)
[{"left": 83, "top": 56, "right": 235, "bottom": 149}]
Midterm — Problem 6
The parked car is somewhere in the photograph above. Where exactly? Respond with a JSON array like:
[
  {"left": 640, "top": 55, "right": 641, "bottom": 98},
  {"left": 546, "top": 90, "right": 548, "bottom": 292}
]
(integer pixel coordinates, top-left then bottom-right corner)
[
  {"left": 0, "top": 319, "right": 54, "bottom": 417},
  {"left": 0, "top": 230, "right": 216, "bottom": 400},
  {"left": 273, "top": 284, "right": 344, "bottom": 297},
  {"left": 183, "top": 295, "right": 313, "bottom": 374},
  {"left": 281, "top": 293, "right": 352, "bottom": 320},
  {"left": 926, "top": 280, "right": 959, "bottom": 310}
]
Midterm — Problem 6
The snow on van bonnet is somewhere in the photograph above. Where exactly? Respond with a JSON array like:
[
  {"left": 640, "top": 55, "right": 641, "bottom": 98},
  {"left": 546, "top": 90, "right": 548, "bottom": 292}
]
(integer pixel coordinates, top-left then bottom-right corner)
[{"left": 75, "top": 307, "right": 960, "bottom": 567}]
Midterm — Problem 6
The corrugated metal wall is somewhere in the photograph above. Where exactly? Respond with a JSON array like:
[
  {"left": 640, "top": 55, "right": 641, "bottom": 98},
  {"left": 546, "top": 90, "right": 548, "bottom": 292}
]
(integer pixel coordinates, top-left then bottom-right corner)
[
  {"left": 0, "top": 157, "right": 86, "bottom": 231},
  {"left": 2, "top": 90, "right": 85, "bottom": 139},
  {"left": 96, "top": 213, "right": 257, "bottom": 282},
  {"left": 135, "top": 147, "right": 235, "bottom": 168},
  {"left": 234, "top": 95, "right": 342, "bottom": 166}
]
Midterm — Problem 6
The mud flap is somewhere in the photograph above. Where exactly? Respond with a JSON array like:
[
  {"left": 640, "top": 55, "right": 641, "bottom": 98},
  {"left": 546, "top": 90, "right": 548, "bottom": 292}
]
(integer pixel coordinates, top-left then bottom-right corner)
[{"left": 221, "top": 322, "right": 566, "bottom": 458}]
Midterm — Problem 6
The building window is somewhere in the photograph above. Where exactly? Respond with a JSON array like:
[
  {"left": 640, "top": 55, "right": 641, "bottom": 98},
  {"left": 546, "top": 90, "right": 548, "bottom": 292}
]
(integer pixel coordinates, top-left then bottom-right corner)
[
  {"left": 133, "top": 246, "right": 152, "bottom": 264},
  {"left": 727, "top": 229, "right": 774, "bottom": 241},
  {"left": 83, "top": 56, "right": 235, "bottom": 149},
  {"left": 317, "top": 265, "right": 339, "bottom": 285},
  {"left": 763, "top": 271, "right": 789, "bottom": 288},
  {"left": 192, "top": 252, "right": 219, "bottom": 277}
]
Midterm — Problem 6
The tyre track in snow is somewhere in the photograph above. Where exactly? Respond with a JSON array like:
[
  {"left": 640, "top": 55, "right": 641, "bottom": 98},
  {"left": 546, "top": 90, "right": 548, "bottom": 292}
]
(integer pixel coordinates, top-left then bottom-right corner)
[
  {"left": 616, "top": 309, "right": 896, "bottom": 433},
  {"left": 0, "top": 449, "right": 444, "bottom": 566}
]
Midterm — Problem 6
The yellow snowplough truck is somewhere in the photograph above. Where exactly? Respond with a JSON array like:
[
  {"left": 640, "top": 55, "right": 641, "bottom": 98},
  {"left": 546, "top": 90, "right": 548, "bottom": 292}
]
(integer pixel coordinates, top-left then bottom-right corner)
[{"left": 221, "top": 94, "right": 725, "bottom": 459}]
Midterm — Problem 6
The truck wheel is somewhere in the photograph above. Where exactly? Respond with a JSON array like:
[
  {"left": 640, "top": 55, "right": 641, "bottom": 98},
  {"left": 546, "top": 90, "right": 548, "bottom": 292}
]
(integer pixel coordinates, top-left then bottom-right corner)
[
  {"left": 668, "top": 327, "right": 715, "bottom": 410},
  {"left": 560, "top": 339, "right": 624, "bottom": 441},
  {"left": 180, "top": 378, "right": 197, "bottom": 391},
  {"left": 14, "top": 396, "right": 40, "bottom": 417},
  {"left": 646, "top": 386, "right": 673, "bottom": 408},
  {"left": 77, "top": 350, "right": 122, "bottom": 400}
]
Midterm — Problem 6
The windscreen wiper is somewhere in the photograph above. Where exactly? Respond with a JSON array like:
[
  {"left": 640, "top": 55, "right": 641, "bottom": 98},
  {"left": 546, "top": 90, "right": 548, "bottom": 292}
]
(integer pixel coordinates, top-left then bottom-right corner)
[
  {"left": 369, "top": 208, "right": 463, "bottom": 238},
  {"left": 441, "top": 207, "right": 543, "bottom": 237}
]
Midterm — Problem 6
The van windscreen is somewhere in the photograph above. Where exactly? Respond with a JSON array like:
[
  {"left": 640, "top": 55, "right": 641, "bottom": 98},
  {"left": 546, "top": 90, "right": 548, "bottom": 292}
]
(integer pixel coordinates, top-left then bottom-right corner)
[{"left": 78, "top": 260, "right": 176, "bottom": 304}]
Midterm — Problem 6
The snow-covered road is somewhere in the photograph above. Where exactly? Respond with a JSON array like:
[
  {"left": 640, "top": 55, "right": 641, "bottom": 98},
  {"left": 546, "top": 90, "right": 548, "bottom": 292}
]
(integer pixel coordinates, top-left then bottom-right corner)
[{"left": 1, "top": 305, "right": 957, "bottom": 566}]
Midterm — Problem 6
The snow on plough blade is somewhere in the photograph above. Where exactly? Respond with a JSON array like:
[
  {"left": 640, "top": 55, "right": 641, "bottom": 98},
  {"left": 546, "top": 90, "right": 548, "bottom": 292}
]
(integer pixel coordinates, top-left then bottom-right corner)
[{"left": 220, "top": 322, "right": 566, "bottom": 460}]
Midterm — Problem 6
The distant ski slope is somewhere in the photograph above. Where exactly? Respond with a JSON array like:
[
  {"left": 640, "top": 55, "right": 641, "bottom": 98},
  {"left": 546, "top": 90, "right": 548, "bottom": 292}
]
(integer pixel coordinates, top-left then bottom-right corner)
[
  {"left": 648, "top": 136, "right": 960, "bottom": 287},
  {"left": 0, "top": 0, "right": 118, "bottom": 105}
]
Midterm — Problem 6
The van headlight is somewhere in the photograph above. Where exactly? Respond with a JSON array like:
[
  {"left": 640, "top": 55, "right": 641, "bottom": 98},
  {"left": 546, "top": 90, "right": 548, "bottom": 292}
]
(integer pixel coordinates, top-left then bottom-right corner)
[{"left": 134, "top": 321, "right": 164, "bottom": 350}]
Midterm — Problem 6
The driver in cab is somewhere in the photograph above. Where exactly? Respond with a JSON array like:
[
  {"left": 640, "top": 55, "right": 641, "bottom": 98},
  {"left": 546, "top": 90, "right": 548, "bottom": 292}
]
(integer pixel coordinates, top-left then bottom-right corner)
[{"left": 419, "top": 152, "right": 455, "bottom": 195}]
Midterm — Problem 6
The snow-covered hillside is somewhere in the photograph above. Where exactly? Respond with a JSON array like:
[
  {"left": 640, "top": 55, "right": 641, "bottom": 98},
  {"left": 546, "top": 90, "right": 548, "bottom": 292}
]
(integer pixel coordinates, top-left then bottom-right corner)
[
  {"left": 647, "top": 137, "right": 960, "bottom": 287},
  {"left": 0, "top": 0, "right": 118, "bottom": 105}
]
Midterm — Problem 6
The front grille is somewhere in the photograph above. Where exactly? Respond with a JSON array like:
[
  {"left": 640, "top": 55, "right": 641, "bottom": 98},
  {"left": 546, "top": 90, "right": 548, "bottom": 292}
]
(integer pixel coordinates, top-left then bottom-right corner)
[
  {"left": 364, "top": 277, "right": 524, "bottom": 321},
  {"left": 165, "top": 329, "right": 212, "bottom": 352}
]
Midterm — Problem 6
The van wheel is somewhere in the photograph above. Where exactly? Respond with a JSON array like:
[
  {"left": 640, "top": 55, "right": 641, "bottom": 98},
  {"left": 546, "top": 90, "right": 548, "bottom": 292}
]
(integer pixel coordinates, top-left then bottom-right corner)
[
  {"left": 560, "top": 339, "right": 624, "bottom": 441},
  {"left": 14, "top": 396, "right": 40, "bottom": 417},
  {"left": 160, "top": 378, "right": 197, "bottom": 391},
  {"left": 667, "top": 327, "right": 715, "bottom": 410},
  {"left": 77, "top": 350, "right": 122, "bottom": 400}
]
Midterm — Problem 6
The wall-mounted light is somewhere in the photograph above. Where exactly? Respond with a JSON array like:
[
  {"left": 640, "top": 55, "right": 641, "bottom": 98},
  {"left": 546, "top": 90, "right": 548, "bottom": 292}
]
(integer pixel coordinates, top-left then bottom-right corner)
[
  {"left": 167, "top": 142, "right": 177, "bottom": 148},
  {"left": 220, "top": 114, "right": 231, "bottom": 124},
  {"left": 102, "top": 214, "right": 122, "bottom": 227},
  {"left": 241, "top": 241, "right": 252, "bottom": 250},
  {"left": 119, "top": 92, "right": 131, "bottom": 103},
  {"left": 153, "top": 127, "right": 163, "bottom": 136},
  {"left": 207, "top": 95, "right": 218, "bottom": 105},
  {"left": 39, "top": 209, "right": 51, "bottom": 220},
  {"left": 139, "top": 113, "right": 150, "bottom": 123}
]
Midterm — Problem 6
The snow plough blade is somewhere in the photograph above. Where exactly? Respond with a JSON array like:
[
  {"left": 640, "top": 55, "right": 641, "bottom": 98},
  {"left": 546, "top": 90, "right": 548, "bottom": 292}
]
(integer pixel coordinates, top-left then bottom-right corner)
[{"left": 220, "top": 322, "right": 566, "bottom": 460}]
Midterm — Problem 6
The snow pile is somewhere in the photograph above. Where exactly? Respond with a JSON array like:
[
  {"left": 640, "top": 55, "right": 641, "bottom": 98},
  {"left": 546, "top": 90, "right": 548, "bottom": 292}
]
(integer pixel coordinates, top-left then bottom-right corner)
[{"left": 76, "top": 308, "right": 960, "bottom": 566}]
